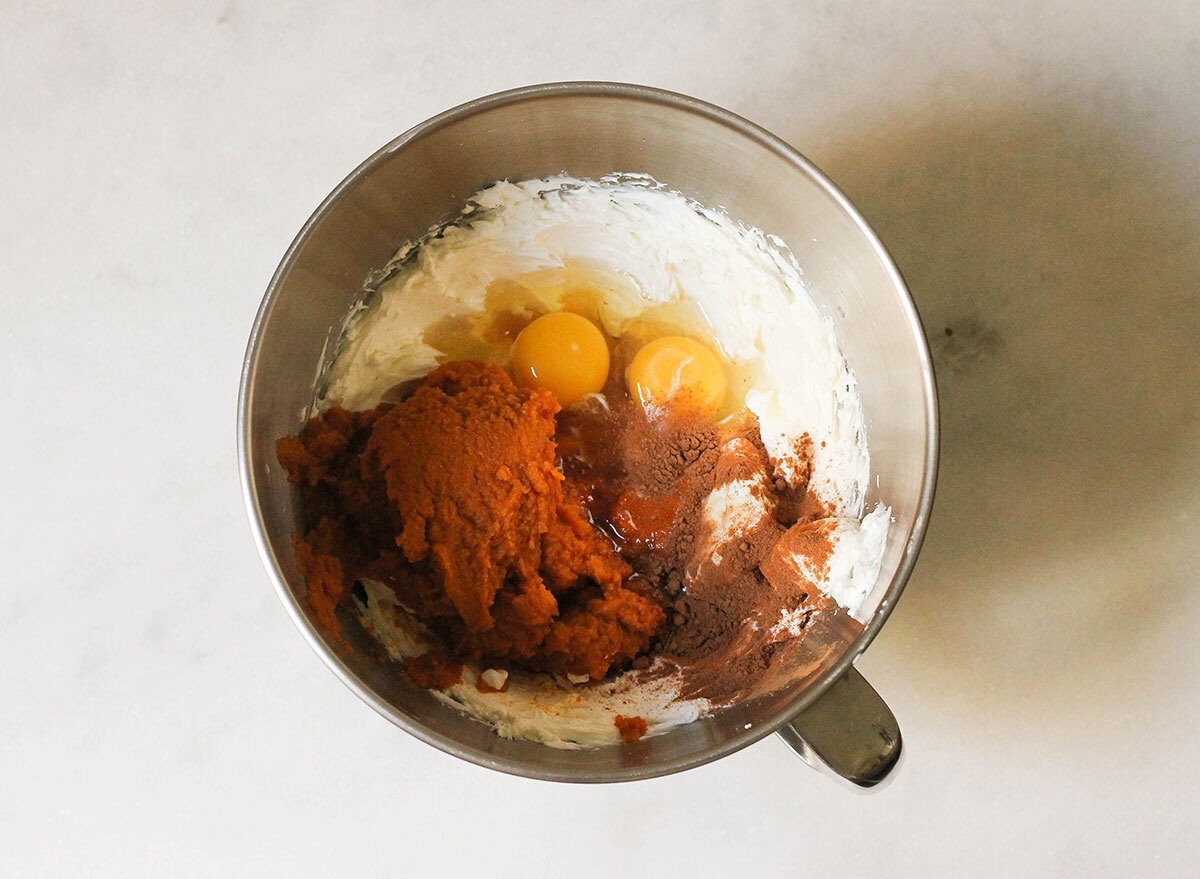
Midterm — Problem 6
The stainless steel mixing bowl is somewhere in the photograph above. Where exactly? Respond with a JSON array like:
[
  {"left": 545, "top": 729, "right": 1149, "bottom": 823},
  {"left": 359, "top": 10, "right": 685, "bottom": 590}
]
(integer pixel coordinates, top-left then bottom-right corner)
[{"left": 238, "top": 82, "right": 938, "bottom": 786}]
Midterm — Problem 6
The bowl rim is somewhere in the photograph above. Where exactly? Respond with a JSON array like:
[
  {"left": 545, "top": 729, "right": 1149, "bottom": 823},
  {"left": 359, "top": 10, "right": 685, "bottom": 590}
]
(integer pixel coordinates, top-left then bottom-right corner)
[{"left": 237, "top": 80, "right": 940, "bottom": 783}]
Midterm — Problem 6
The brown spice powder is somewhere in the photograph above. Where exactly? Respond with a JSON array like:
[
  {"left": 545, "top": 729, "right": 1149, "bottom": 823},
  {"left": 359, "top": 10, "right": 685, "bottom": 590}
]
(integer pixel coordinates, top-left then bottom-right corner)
[{"left": 556, "top": 341, "right": 862, "bottom": 704}]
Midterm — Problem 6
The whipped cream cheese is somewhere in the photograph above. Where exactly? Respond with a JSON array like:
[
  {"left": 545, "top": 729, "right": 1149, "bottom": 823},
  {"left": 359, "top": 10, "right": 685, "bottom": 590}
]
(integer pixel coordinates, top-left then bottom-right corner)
[{"left": 318, "top": 175, "right": 890, "bottom": 746}]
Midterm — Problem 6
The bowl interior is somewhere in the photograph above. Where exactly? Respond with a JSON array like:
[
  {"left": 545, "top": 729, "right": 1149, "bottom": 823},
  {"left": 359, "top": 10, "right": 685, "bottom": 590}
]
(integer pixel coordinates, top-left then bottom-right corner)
[{"left": 241, "top": 85, "right": 935, "bottom": 781}]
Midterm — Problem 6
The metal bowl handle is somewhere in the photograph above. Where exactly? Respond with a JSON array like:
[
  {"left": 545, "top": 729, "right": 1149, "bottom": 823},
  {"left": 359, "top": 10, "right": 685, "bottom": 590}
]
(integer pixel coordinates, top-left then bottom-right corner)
[{"left": 775, "top": 666, "right": 903, "bottom": 790}]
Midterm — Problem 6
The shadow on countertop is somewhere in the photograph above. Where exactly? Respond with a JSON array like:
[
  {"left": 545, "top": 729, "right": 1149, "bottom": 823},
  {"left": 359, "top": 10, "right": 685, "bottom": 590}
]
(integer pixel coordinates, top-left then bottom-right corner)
[{"left": 807, "top": 101, "right": 1200, "bottom": 729}]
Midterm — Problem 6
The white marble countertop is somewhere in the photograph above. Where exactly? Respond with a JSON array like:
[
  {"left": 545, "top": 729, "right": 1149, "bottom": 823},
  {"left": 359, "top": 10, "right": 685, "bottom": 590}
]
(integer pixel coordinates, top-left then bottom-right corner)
[{"left": 4, "top": 1, "right": 1198, "bottom": 875}]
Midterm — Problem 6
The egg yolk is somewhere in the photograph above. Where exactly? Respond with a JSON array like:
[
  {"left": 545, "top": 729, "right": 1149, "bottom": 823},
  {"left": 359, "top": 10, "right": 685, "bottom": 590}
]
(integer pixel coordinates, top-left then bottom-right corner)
[
  {"left": 627, "top": 336, "right": 726, "bottom": 416},
  {"left": 510, "top": 311, "right": 610, "bottom": 406}
]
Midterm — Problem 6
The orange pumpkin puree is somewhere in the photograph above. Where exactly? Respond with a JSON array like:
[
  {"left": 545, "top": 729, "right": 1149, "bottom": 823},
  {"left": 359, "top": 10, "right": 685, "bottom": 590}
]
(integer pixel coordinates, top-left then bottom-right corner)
[
  {"left": 405, "top": 650, "right": 464, "bottom": 690},
  {"left": 278, "top": 361, "right": 664, "bottom": 682},
  {"left": 613, "top": 714, "right": 648, "bottom": 743}
]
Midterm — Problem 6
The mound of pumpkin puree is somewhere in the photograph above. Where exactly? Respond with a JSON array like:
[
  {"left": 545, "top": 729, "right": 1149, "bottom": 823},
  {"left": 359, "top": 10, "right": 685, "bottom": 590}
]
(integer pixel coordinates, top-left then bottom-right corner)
[{"left": 277, "top": 361, "right": 664, "bottom": 680}]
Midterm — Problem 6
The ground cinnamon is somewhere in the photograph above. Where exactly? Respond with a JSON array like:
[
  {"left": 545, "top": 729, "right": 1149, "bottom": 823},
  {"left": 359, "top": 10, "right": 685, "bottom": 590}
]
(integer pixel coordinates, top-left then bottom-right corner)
[{"left": 555, "top": 339, "right": 858, "bottom": 703}]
